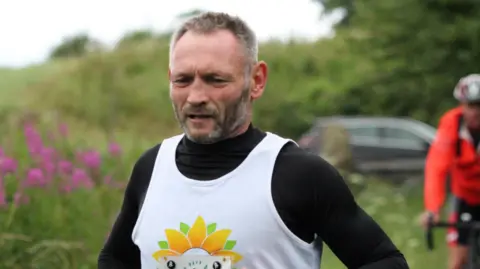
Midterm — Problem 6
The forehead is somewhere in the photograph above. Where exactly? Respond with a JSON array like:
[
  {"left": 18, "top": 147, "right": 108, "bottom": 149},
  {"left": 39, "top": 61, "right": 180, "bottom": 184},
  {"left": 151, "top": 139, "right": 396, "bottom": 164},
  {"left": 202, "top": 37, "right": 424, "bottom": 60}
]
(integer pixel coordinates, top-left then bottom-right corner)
[{"left": 170, "top": 30, "right": 245, "bottom": 74}]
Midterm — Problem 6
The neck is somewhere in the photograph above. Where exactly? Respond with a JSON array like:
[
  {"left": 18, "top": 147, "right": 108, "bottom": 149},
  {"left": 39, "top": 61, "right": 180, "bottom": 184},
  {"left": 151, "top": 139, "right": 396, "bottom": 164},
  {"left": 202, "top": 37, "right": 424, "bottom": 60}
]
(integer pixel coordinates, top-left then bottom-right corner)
[
  {"left": 226, "top": 121, "right": 251, "bottom": 140},
  {"left": 183, "top": 123, "right": 255, "bottom": 152}
]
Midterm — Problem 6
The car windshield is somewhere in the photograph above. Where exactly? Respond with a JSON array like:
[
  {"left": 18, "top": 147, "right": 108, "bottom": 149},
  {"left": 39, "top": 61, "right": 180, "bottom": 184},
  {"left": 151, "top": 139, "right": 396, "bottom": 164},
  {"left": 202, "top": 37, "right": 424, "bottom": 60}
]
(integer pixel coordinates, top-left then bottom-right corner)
[
  {"left": 405, "top": 120, "right": 437, "bottom": 142},
  {"left": 310, "top": 117, "right": 438, "bottom": 142}
]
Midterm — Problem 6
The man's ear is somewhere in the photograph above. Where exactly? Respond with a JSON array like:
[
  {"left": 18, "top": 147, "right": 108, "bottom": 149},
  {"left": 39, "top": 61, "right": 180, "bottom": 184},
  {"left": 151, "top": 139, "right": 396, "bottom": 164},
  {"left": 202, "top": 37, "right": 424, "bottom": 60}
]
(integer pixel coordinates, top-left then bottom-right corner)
[{"left": 250, "top": 61, "right": 268, "bottom": 101}]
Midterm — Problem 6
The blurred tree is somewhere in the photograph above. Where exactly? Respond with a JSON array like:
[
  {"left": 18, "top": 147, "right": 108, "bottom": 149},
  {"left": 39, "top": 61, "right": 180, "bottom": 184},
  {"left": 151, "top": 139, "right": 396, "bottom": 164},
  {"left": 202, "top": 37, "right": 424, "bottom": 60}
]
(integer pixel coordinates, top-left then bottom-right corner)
[
  {"left": 337, "top": 0, "right": 480, "bottom": 124},
  {"left": 160, "top": 9, "right": 208, "bottom": 37},
  {"left": 49, "top": 34, "right": 102, "bottom": 59},
  {"left": 176, "top": 9, "right": 206, "bottom": 20},
  {"left": 170, "top": 8, "right": 207, "bottom": 29},
  {"left": 116, "top": 30, "right": 156, "bottom": 48},
  {"left": 314, "top": 0, "right": 354, "bottom": 27}
]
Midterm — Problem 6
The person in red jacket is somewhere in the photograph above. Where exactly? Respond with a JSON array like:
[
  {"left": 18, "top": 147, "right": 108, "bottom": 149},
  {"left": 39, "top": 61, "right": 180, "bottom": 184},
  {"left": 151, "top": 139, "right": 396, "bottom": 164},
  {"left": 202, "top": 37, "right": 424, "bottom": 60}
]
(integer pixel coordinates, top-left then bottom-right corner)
[{"left": 421, "top": 74, "right": 480, "bottom": 269}]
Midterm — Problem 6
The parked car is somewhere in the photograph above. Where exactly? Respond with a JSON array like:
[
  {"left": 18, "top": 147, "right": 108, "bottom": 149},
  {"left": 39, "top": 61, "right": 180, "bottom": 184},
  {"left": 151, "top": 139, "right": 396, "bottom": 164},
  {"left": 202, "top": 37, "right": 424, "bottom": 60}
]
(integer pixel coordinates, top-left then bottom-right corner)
[{"left": 297, "top": 116, "right": 438, "bottom": 177}]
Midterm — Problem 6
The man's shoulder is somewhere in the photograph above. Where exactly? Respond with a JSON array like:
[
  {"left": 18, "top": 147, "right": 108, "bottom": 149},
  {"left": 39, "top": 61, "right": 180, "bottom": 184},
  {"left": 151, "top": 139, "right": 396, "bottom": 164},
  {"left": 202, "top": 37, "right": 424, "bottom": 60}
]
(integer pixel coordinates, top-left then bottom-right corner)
[
  {"left": 275, "top": 142, "right": 339, "bottom": 177},
  {"left": 441, "top": 106, "right": 462, "bottom": 122},
  {"left": 435, "top": 107, "right": 463, "bottom": 133},
  {"left": 273, "top": 142, "right": 348, "bottom": 201},
  {"left": 134, "top": 143, "right": 162, "bottom": 170},
  {"left": 134, "top": 134, "right": 184, "bottom": 167},
  {"left": 278, "top": 141, "right": 328, "bottom": 163}
]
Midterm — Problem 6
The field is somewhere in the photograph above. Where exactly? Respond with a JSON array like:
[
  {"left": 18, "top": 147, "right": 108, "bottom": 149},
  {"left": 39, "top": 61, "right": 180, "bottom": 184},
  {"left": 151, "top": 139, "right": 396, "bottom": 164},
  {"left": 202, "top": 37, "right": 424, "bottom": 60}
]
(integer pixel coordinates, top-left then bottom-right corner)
[
  {"left": 0, "top": 42, "right": 449, "bottom": 269},
  {"left": 322, "top": 182, "right": 449, "bottom": 269}
]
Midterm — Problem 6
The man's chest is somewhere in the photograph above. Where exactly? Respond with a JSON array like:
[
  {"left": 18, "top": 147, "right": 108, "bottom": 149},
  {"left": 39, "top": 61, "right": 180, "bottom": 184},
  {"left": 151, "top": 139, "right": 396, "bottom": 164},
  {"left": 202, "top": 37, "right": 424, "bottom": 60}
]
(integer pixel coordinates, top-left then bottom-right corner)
[{"left": 133, "top": 184, "right": 285, "bottom": 268}]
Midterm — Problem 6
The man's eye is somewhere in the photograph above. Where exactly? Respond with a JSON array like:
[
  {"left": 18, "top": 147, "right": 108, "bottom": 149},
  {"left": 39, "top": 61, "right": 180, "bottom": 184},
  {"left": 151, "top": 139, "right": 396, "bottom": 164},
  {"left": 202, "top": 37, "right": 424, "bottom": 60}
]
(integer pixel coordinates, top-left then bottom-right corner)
[
  {"left": 206, "top": 77, "right": 226, "bottom": 83},
  {"left": 173, "top": 77, "right": 192, "bottom": 84}
]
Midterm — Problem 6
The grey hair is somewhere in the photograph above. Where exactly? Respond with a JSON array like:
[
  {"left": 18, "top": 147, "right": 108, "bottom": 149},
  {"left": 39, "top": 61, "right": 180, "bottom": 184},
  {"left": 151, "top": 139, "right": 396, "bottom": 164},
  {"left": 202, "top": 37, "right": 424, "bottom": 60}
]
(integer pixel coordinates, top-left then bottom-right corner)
[{"left": 169, "top": 11, "right": 258, "bottom": 71}]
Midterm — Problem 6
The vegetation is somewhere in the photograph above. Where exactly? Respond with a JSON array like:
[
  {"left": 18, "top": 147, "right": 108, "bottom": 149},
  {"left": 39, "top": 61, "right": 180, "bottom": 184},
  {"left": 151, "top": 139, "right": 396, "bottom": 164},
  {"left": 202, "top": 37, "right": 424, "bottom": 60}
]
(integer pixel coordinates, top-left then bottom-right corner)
[
  {"left": 49, "top": 34, "right": 104, "bottom": 60},
  {"left": 0, "top": 116, "right": 127, "bottom": 268},
  {"left": 1, "top": 0, "right": 479, "bottom": 268}
]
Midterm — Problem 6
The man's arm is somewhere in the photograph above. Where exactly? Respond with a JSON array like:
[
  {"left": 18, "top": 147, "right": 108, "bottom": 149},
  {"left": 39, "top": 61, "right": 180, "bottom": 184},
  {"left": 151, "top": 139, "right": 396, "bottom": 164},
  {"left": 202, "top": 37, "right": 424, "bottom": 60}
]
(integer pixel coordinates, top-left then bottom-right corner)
[
  {"left": 273, "top": 144, "right": 408, "bottom": 269},
  {"left": 98, "top": 176, "right": 141, "bottom": 268},
  {"left": 311, "top": 159, "right": 409, "bottom": 269},
  {"left": 424, "top": 115, "right": 456, "bottom": 213},
  {"left": 98, "top": 144, "right": 160, "bottom": 269}
]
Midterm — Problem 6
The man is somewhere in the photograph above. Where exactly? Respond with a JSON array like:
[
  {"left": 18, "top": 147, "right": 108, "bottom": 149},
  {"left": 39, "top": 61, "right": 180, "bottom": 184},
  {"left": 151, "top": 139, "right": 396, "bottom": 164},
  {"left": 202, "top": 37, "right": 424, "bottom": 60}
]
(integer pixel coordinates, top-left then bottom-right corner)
[
  {"left": 98, "top": 12, "right": 408, "bottom": 269},
  {"left": 421, "top": 74, "right": 480, "bottom": 269}
]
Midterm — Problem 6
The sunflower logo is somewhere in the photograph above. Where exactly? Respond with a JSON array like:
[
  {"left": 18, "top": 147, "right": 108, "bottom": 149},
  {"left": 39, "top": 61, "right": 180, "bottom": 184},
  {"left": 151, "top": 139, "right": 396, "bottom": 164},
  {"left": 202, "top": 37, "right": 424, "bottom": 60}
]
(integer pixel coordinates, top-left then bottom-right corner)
[{"left": 152, "top": 216, "right": 243, "bottom": 264}]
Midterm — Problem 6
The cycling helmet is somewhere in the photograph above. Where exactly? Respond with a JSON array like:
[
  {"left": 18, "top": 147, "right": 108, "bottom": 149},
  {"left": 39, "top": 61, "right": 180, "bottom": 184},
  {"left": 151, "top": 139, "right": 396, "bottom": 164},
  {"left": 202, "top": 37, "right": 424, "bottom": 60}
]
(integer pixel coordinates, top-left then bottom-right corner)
[{"left": 454, "top": 74, "right": 480, "bottom": 103}]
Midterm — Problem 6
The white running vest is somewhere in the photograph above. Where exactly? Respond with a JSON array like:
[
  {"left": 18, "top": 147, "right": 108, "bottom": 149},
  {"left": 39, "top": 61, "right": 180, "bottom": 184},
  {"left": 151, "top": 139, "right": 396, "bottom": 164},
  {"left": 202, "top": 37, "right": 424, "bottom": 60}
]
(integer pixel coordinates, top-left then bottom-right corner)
[{"left": 132, "top": 132, "right": 320, "bottom": 269}]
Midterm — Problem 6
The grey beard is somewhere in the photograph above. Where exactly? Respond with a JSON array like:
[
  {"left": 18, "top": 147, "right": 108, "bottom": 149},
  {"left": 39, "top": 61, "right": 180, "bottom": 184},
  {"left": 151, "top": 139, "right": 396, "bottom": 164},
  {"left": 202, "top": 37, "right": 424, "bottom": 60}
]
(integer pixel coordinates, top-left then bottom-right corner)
[{"left": 172, "top": 84, "right": 250, "bottom": 144}]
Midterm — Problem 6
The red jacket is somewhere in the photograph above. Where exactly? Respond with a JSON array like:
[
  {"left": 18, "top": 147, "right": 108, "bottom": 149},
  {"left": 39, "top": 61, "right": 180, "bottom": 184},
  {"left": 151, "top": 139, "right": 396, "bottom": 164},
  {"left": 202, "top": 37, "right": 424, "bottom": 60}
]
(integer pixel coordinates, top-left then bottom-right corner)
[{"left": 425, "top": 106, "right": 480, "bottom": 213}]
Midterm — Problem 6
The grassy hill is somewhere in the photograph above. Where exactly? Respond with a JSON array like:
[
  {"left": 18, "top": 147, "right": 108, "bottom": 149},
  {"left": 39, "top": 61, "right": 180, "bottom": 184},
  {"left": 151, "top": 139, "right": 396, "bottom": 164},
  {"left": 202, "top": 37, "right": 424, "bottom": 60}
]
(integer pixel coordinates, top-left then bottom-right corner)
[
  {"left": 0, "top": 34, "right": 377, "bottom": 140},
  {"left": 0, "top": 38, "right": 448, "bottom": 269}
]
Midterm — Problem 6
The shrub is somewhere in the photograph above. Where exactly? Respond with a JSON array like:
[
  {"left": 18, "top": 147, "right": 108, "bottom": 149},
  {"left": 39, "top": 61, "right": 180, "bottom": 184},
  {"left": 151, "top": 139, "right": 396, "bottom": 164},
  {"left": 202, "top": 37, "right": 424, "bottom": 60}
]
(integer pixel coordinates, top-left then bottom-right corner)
[
  {"left": 0, "top": 114, "right": 127, "bottom": 269},
  {"left": 49, "top": 34, "right": 104, "bottom": 60}
]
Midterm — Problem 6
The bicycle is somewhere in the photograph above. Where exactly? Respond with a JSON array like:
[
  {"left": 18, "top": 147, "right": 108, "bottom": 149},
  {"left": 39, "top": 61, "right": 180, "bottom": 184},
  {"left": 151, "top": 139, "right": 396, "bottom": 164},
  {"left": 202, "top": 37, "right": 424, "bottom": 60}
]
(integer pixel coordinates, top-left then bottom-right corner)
[{"left": 426, "top": 218, "right": 480, "bottom": 269}]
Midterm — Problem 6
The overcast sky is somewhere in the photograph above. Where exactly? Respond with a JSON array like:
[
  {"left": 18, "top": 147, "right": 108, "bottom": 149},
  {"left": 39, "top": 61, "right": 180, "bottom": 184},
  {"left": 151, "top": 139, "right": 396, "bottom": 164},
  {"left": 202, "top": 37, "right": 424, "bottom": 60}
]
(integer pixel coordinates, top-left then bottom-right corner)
[{"left": 0, "top": 0, "right": 341, "bottom": 67}]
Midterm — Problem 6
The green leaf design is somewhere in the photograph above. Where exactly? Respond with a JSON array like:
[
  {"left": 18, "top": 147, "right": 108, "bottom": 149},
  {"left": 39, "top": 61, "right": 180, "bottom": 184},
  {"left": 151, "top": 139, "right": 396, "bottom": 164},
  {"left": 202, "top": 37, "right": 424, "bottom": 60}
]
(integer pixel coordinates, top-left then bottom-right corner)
[
  {"left": 207, "top": 223, "right": 217, "bottom": 235},
  {"left": 180, "top": 222, "right": 190, "bottom": 235},
  {"left": 224, "top": 240, "right": 236, "bottom": 250},
  {"left": 158, "top": 241, "right": 169, "bottom": 249}
]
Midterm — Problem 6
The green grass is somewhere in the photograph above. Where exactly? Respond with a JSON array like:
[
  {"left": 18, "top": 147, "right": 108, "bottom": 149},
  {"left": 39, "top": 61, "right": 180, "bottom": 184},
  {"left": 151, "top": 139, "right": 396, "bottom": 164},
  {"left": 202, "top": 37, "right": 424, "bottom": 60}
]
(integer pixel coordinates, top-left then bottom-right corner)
[{"left": 0, "top": 61, "right": 68, "bottom": 107}]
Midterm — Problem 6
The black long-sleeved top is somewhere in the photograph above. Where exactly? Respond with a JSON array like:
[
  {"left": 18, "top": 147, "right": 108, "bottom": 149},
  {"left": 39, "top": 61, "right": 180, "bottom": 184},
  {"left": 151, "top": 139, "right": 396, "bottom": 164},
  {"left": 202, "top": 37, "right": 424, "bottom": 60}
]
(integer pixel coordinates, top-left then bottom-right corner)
[{"left": 98, "top": 125, "right": 409, "bottom": 269}]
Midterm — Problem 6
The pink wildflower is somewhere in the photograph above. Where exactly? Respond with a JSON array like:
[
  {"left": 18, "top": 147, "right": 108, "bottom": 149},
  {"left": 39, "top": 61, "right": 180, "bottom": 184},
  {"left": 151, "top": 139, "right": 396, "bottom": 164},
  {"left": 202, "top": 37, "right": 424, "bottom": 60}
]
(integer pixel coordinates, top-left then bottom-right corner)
[
  {"left": 58, "top": 123, "right": 68, "bottom": 137},
  {"left": 25, "top": 168, "right": 46, "bottom": 187},
  {"left": 58, "top": 160, "right": 73, "bottom": 174},
  {"left": 71, "top": 168, "right": 94, "bottom": 189},
  {"left": 47, "top": 131, "right": 56, "bottom": 142},
  {"left": 0, "top": 182, "right": 6, "bottom": 208},
  {"left": 78, "top": 150, "right": 101, "bottom": 169},
  {"left": 103, "top": 175, "right": 126, "bottom": 189},
  {"left": 23, "top": 123, "right": 39, "bottom": 137},
  {"left": 103, "top": 175, "right": 112, "bottom": 184},
  {"left": 40, "top": 147, "right": 56, "bottom": 160},
  {"left": 24, "top": 123, "right": 43, "bottom": 155},
  {"left": 108, "top": 142, "right": 122, "bottom": 157},
  {"left": 41, "top": 160, "right": 55, "bottom": 182},
  {"left": 0, "top": 156, "right": 17, "bottom": 174},
  {"left": 61, "top": 184, "right": 73, "bottom": 194},
  {"left": 14, "top": 192, "right": 29, "bottom": 205}
]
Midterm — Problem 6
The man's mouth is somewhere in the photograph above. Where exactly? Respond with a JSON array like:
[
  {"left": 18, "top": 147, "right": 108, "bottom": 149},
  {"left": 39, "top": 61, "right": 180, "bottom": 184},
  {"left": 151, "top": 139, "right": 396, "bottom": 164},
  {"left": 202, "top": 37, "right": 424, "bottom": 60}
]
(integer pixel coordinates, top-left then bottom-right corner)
[{"left": 187, "top": 114, "right": 213, "bottom": 119}]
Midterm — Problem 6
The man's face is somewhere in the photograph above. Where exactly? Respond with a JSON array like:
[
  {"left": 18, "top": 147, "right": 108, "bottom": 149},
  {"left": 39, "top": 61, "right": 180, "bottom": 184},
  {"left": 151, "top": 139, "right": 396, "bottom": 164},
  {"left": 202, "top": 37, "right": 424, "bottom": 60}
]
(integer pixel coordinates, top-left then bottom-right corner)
[
  {"left": 169, "top": 30, "right": 266, "bottom": 143},
  {"left": 463, "top": 102, "right": 480, "bottom": 130}
]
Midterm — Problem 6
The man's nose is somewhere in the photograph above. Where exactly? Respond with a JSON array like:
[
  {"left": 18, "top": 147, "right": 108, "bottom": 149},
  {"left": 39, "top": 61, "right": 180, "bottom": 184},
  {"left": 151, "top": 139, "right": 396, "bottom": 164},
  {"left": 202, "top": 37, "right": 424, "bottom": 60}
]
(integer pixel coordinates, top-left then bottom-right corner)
[{"left": 186, "top": 82, "right": 209, "bottom": 105}]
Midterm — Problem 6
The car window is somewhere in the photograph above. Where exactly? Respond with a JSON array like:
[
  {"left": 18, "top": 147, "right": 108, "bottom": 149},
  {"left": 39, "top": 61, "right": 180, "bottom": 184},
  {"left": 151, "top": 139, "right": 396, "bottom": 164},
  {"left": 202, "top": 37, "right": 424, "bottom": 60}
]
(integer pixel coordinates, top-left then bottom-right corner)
[
  {"left": 383, "top": 127, "right": 423, "bottom": 141},
  {"left": 346, "top": 126, "right": 381, "bottom": 147},
  {"left": 382, "top": 127, "right": 427, "bottom": 150},
  {"left": 348, "top": 127, "right": 379, "bottom": 137}
]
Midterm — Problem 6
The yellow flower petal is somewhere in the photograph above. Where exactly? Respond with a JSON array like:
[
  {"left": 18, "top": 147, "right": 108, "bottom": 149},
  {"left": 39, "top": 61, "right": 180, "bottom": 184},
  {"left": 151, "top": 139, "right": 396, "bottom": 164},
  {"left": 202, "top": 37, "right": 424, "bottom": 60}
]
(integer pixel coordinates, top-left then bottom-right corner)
[
  {"left": 152, "top": 249, "right": 179, "bottom": 260},
  {"left": 188, "top": 216, "right": 207, "bottom": 248},
  {"left": 165, "top": 229, "right": 191, "bottom": 253},
  {"left": 212, "top": 250, "right": 243, "bottom": 263},
  {"left": 202, "top": 229, "right": 231, "bottom": 253}
]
